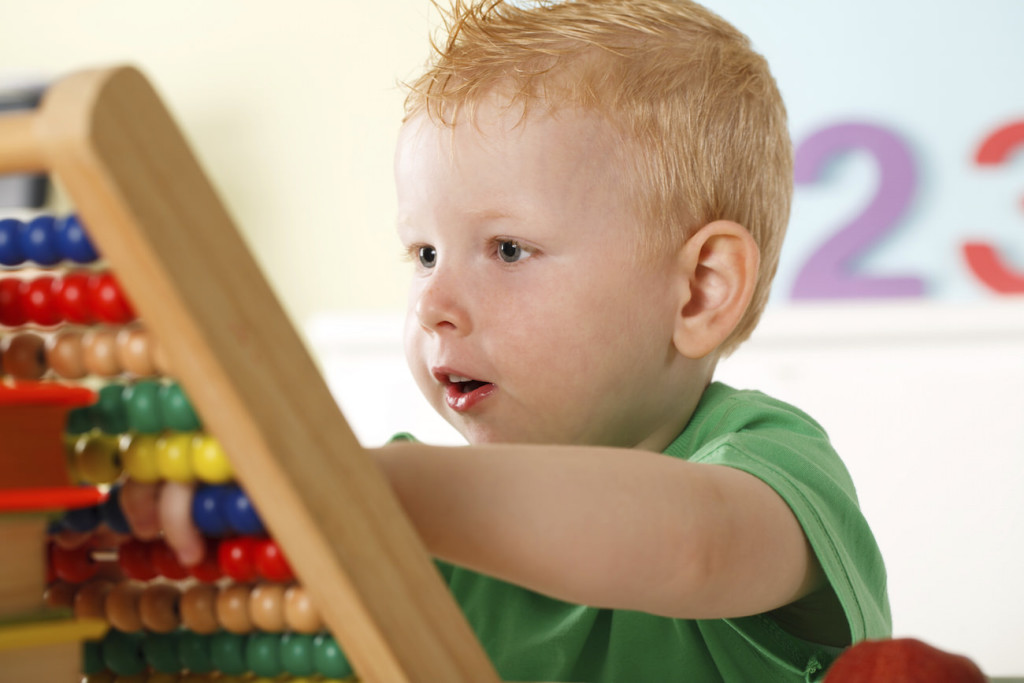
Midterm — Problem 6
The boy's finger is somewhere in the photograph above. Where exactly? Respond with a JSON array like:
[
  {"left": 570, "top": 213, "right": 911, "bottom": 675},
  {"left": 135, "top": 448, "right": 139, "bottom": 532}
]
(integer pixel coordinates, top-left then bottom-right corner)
[
  {"left": 159, "top": 480, "right": 204, "bottom": 567},
  {"left": 118, "top": 479, "right": 162, "bottom": 540}
]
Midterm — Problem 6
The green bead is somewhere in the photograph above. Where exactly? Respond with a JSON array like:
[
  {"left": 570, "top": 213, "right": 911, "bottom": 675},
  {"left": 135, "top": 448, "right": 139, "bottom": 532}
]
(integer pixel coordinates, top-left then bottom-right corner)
[
  {"left": 94, "top": 383, "right": 129, "bottom": 434},
  {"left": 81, "top": 639, "right": 104, "bottom": 674},
  {"left": 313, "top": 633, "right": 353, "bottom": 679},
  {"left": 177, "top": 630, "right": 214, "bottom": 674},
  {"left": 124, "top": 379, "right": 163, "bottom": 433},
  {"left": 280, "top": 632, "right": 316, "bottom": 677},
  {"left": 101, "top": 629, "right": 146, "bottom": 676},
  {"left": 159, "top": 382, "right": 201, "bottom": 431},
  {"left": 142, "top": 631, "right": 181, "bottom": 674},
  {"left": 65, "top": 406, "right": 94, "bottom": 435},
  {"left": 210, "top": 631, "right": 248, "bottom": 675},
  {"left": 246, "top": 632, "right": 283, "bottom": 677}
]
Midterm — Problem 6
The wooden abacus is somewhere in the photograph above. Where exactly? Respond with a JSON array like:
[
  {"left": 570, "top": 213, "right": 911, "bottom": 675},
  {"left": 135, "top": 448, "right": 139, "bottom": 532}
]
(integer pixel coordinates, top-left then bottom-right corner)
[{"left": 0, "top": 66, "right": 500, "bottom": 682}]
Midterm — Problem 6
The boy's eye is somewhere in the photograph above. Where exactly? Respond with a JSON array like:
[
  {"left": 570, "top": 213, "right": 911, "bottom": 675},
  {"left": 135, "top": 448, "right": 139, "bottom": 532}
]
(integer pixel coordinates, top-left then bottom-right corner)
[
  {"left": 418, "top": 245, "right": 437, "bottom": 268},
  {"left": 497, "top": 240, "right": 529, "bottom": 263}
]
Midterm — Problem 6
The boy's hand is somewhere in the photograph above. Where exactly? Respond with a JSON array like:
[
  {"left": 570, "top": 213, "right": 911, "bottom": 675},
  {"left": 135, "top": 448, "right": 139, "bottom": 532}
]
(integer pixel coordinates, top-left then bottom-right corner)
[{"left": 119, "top": 478, "right": 205, "bottom": 566}]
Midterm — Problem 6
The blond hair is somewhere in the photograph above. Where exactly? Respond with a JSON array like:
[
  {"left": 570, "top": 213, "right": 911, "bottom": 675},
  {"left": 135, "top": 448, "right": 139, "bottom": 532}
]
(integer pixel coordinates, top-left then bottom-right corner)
[{"left": 405, "top": 0, "right": 792, "bottom": 354}]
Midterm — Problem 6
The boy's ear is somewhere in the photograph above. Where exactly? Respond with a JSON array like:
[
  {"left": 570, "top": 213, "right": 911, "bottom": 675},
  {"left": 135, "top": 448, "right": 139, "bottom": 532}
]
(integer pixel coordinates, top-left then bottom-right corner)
[{"left": 672, "top": 220, "right": 759, "bottom": 359}]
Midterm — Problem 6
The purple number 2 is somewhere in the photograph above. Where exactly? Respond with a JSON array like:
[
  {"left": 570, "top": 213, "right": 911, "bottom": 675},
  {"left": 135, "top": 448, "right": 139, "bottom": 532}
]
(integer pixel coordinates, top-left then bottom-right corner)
[{"left": 791, "top": 123, "right": 925, "bottom": 299}]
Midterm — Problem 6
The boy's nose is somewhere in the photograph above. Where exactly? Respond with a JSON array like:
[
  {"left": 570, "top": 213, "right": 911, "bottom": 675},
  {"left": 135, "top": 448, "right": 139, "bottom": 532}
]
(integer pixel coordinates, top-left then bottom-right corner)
[{"left": 414, "top": 270, "right": 471, "bottom": 335}]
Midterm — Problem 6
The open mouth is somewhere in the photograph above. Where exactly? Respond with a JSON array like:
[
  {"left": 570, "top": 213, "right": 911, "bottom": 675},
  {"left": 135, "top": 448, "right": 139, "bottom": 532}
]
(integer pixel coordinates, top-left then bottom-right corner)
[{"left": 441, "top": 373, "right": 496, "bottom": 412}]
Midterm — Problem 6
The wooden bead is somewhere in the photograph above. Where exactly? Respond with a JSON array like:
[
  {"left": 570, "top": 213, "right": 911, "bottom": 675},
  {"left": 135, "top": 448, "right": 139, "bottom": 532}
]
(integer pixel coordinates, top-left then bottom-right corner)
[
  {"left": 104, "top": 581, "right": 144, "bottom": 632},
  {"left": 2, "top": 333, "right": 46, "bottom": 379},
  {"left": 72, "top": 578, "right": 114, "bottom": 620},
  {"left": 46, "top": 329, "right": 88, "bottom": 379},
  {"left": 43, "top": 581, "right": 76, "bottom": 609},
  {"left": 114, "top": 325, "right": 156, "bottom": 376},
  {"left": 249, "top": 582, "right": 286, "bottom": 632},
  {"left": 139, "top": 583, "right": 181, "bottom": 633},
  {"left": 180, "top": 583, "right": 220, "bottom": 635},
  {"left": 216, "top": 583, "right": 253, "bottom": 634},
  {"left": 82, "top": 327, "right": 121, "bottom": 376},
  {"left": 284, "top": 585, "right": 323, "bottom": 633}
]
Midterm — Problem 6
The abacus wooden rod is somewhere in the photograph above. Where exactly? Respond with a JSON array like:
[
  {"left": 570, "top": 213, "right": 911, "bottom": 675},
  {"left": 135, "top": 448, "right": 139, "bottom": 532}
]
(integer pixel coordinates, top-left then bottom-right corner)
[
  {"left": 32, "top": 66, "right": 500, "bottom": 683},
  {"left": 0, "top": 112, "right": 47, "bottom": 175}
]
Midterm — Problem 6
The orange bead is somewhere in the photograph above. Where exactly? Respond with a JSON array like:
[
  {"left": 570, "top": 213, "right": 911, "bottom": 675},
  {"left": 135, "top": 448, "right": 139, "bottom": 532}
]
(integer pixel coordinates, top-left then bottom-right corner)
[
  {"left": 216, "top": 583, "right": 253, "bottom": 634},
  {"left": 72, "top": 578, "right": 115, "bottom": 620},
  {"left": 284, "top": 585, "right": 323, "bottom": 633},
  {"left": 104, "top": 581, "right": 143, "bottom": 632},
  {"left": 82, "top": 327, "right": 121, "bottom": 376},
  {"left": 249, "top": 582, "right": 286, "bottom": 632},
  {"left": 180, "top": 583, "right": 220, "bottom": 635},
  {"left": 115, "top": 325, "right": 156, "bottom": 377},
  {"left": 46, "top": 329, "right": 88, "bottom": 379},
  {"left": 2, "top": 332, "right": 46, "bottom": 379},
  {"left": 139, "top": 583, "right": 181, "bottom": 633}
]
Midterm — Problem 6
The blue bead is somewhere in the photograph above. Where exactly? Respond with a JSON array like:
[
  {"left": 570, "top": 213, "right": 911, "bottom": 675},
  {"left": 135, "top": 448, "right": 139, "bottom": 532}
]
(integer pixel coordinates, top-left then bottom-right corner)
[
  {"left": 55, "top": 214, "right": 99, "bottom": 263},
  {"left": 0, "top": 219, "right": 24, "bottom": 266},
  {"left": 222, "top": 483, "right": 265, "bottom": 535},
  {"left": 20, "top": 215, "right": 61, "bottom": 266},
  {"left": 100, "top": 485, "right": 132, "bottom": 534},
  {"left": 61, "top": 504, "right": 102, "bottom": 533},
  {"left": 192, "top": 485, "right": 231, "bottom": 537}
]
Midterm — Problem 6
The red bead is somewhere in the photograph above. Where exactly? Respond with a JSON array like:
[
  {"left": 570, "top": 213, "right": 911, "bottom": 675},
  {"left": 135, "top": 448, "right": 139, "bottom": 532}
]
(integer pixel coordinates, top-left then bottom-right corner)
[
  {"left": 50, "top": 543, "right": 98, "bottom": 583},
  {"left": 150, "top": 539, "right": 190, "bottom": 580},
  {"left": 255, "top": 539, "right": 294, "bottom": 583},
  {"left": 0, "top": 278, "right": 27, "bottom": 326},
  {"left": 117, "top": 538, "right": 158, "bottom": 581},
  {"left": 189, "top": 539, "right": 224, "bottom": 583},
  {"left": 87, "top": 272, "right": 135, "bottom": 324},
  {"left": 217, "top": 537, "right": 259, "bottom": 582},
  {"left": 54, "top": 271, "right": 95, "bottom": 324},
  {"left": 22, "top": 276, "right": 61, "bottom": 326}
]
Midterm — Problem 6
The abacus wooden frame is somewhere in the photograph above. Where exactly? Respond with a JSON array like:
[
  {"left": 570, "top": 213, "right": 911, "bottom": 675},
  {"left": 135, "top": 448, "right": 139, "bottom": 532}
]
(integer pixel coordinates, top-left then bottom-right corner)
[{"left": 0, "top": 65, "right": 501, "bottom": 683}]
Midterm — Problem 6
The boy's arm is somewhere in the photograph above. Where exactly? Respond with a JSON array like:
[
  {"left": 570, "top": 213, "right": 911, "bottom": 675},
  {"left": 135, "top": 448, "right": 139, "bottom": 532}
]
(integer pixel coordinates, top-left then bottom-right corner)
[{"left": 375, "top": 441, "right": 823, "bottom": 620}]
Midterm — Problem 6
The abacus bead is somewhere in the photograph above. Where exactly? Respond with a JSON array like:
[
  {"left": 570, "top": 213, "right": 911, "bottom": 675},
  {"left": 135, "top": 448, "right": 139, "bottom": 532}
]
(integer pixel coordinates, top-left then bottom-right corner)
[
  {"left": 43, "top": 581, "right": 76, "bottom": 608},
  {"left": 2, "top": 333, "right": 46, "bottom": 379},
  {"left": 189, "top": 539, "right": 224, "bottom": 582},
  {"left": 46, "top": 329, "right": 88, "bottom": 379},
  {"left": 55, "top": 214, "right": 99, "bottom": 263},
  {"left": 217, "top": 536, "right": 259, "bottom": 583},
  {"left": 101, "top": 629, "right": 146, "bottom": 676},
  {"left": 117, "top": 538, "right": 158, "bottom": 581},
  {"left": 313, "top": 633, "right": 353, "bottom": 679},
  {"left": 192, "top": 434, "right": 233, "bottom": 483},
  {"left": 180, "top": 583, "right": 220, "bottom": 634},
  {"left": 223, "top": 484, "right": 265, "bottom": 535},
  {"left": 246, "top": 632, "right": 283, "bottom": 677},
  {"left": 177, "top": 630, "right": 215, "bottom": 674},
  {"left": 149, "top": 539, "right": 189, "bottom": 580},
  {"left": 21, "top": 215, "right": 61, "bottom": 266},
  {"left": 120, "top": 433, "right": 161, "bottom": 483},
  {"left": 216, "top": 583, "right": 254, "bottom": 634},
  {"left": 23, "top": 276, "right": 61, "bottom": 326},
  {"left": 141, "top": 631, "right": 182, "bottom": 675},
  {"left": 55, "top": 271, "right": 94, "bottom": 324},
  {"left": 0, "top": 218, "right": 24, "bottom": 265},
  {"left": 280, "top": 633, "right": 316, "bottom": 677},
  {"left": 156, "top": 432, "right": 195, "bottom": 482},
  {"left": 0, "top": 278, "right": 27, "bottom": 326},
  {"left": 73, "top": 578, "right": 115, "bottom": 620},
  {"left": 124, "top": 379, "right": 162, "bottom": 433},
  {"left": 209, "top": 631, "right": 249, "bottom": 676},
  {"left": 283, "top": 585, "right": 323, "bottom": 633},
  {"left": 100, "top": 485, "right": 132, "bottom": 534},
  {"left": 82, "top": 641, "right": 107, "bottom": 676},
  {"left": 88, "top": 272, "right": 135, "bottom": 324},
  {"left": 139, "top": 583, "right": 181, "bottom": 633},
  {"left": 249, "top": 582, "right": 286, "bottom": 632},
  {"left": 50, "top": 543, "right": 98, "bottom": 583},
  {"left": 192, "top": 485, "right": 231, "bottom": 536},
  {"left": 83, "top": 327, "right": 122, "bottom": 376},
  {"left": 115, "top": 326, "right": 155, "bottom": 376},
  {"left": 74, "top": 433, "right": 121, "bottom": 485},
  {"left": 65, "top": 407, "right": 93, "bottom": 435},
  {"left": 60, "top": 503, "right": 102, "bottom": 533},
  {"left": 104, "top": 582, "right": 144, "bottom": 632},
  {"left": 160, "top": 382, "right": 201, "bottom": 431},
  {"left": 94, "top": 383, "right": 130, "bottom": 434},
  {"left": 255, "top": 538, "right": 294, "bottom": 583}
]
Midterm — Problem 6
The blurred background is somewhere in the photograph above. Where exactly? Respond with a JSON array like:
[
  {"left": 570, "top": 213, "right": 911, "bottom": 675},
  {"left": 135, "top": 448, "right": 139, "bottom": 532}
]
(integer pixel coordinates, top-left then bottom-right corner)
[{"left": 2, "top": 0, "right": 1022, "bottom": 675}]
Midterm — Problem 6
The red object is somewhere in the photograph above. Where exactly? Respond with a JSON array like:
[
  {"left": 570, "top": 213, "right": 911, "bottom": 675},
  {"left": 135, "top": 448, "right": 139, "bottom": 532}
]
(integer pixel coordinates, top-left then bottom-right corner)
[
  {"left": 149, "top": 539, "right": 190, "bottom": 580},
  {"left": 0, "top": 486, "right": 106, "bottom": 512},
  {"left": 255, "top": 538, "right": 295, "bottom": 582},
  {"left": 87, "top": 272, "right": 135, "bottom": 324},
  {"left": 217, "top": 536, "right": 259, "bottom": 582},
  {"left": 54, "top": 271, "right": 95, "bottom": 324},
  {"left": 188, "top": 539, "right": 224, "bottom": 583},
  {"left": 50, "top": 543, "right": 99, "bottom": 584},
  {"left": 117, "top": 538, "right": 158, "bottom": 581},
  {"left": 825, "top": 638, "right": 986, "bottom": 683},
  {"left": 0, "top": 277, "right": 27, "bottom": 326},
  {"left": 22, "top": 276, "right": 61, "bottom": 326}
]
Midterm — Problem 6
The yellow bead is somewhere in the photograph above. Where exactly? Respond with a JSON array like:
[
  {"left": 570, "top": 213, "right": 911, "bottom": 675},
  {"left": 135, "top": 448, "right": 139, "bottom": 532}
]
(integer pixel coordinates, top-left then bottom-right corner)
[
  {"left": 120, "top": 433, "right": 161, "bottom": 483},
  {"left": 156, "top": 432, "right": 196, "bottom": 482},
  {"left": 191, "top": 433, "right": 233, "bottom": 483},
  {"left": 73, "top": 432, "right": 121, "bottom": 485}
]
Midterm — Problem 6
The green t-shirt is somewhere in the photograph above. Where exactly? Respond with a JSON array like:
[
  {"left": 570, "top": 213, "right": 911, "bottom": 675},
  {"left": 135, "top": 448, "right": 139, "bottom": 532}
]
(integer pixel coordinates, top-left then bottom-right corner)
[{"left": 412, "top": 382, "right": 891, "bottom": 682}]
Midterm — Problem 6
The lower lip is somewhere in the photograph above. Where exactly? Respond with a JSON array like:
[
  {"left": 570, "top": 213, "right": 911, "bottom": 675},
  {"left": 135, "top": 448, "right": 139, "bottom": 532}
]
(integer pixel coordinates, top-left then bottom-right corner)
[{"left": 445, "top": 383, "right": 497, "bottom": 412}]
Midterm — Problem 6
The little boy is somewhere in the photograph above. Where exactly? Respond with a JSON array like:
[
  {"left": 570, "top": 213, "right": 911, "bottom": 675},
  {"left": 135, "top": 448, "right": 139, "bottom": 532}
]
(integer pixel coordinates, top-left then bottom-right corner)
[{"left": 124, "top": 1, "right": 890, "bottom": 680}]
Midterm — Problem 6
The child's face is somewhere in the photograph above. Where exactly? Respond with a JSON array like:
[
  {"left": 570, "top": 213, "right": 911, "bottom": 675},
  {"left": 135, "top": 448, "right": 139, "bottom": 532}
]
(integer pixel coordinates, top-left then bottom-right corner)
[{"left": 395, "top": 99, "right": 700, "bottom": 450}]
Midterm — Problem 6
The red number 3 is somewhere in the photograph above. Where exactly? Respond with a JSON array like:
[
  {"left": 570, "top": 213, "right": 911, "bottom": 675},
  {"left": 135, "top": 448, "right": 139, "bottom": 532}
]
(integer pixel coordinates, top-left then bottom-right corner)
[{"left": 962, "top": 121, "right": 1024, "bottom": 293}]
